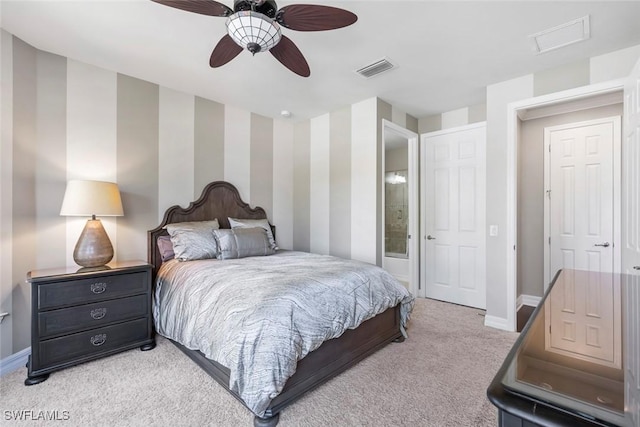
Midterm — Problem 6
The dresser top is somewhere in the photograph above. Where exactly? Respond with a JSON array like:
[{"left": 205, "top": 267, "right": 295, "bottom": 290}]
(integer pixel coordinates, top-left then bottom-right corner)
[
  {"left": 27, "top": 260, "right": 150, "bottom": 282},
  {"left": 498, "top": 269, "right": 639, "bottom": 426}
]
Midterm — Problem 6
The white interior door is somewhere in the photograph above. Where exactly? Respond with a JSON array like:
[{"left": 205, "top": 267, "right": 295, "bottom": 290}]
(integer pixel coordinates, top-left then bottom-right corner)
[
  {"left": 421, "top": 123, "right": 486, "bottom": 309},
  {"left": 544, "top": 117, "right": 621, "bottom": 284}
]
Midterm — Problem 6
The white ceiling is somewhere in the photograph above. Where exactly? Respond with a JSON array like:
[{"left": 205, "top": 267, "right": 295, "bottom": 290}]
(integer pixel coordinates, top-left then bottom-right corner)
[{"left": 2, "top": 1, "right": 640, "bottom": 121}]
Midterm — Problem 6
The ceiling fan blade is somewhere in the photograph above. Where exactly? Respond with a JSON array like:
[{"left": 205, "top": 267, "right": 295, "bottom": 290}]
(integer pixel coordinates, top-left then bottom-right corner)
[
  {"left": 276, "top": 5, "right": 357, "bottom": 31},
  {"left": 270, "top": 35, "right": 310, "bottom": 77},
  {"left": 151, "top": 0, "right": 232, "bottom": 17},
  {"left": 210, "top": 35, "right": 243, "bottom": 67}
]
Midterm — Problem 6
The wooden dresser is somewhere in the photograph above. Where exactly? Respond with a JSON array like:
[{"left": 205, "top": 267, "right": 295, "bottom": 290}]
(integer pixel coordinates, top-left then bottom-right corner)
[{"left": 25, "top": 260, "right": 155, "bottom": 385}]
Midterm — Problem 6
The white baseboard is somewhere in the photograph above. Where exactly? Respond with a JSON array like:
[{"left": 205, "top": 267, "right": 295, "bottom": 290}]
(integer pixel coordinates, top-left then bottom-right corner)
[
  {"left": 0, "top": 347, "right": 30, "bottom": 377},
  {"left": 484, "top": 315, "right": 513, "bottom": 332},
  {"left": 516, "top": 294, "right": 542, "bottom": 311}
]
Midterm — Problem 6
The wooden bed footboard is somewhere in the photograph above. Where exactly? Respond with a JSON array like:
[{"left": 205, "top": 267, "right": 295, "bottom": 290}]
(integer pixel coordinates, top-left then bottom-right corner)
[{"left": 169, "top": 304, "right": 403, "bottom": 425}]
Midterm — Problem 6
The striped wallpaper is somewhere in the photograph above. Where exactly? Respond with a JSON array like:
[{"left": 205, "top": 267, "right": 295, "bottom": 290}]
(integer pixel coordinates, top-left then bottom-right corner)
[{"left": 0, "top": 31, "right": 417, "bottom": 357}]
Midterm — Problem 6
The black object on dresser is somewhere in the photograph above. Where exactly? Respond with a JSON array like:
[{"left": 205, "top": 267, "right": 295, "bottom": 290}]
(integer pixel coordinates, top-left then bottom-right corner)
[
  {"left": 25, "top": 261, "right": 156, "bottom": 386},
  {"left": 487, "top": 269, "right": 640, "bottom": 427}
]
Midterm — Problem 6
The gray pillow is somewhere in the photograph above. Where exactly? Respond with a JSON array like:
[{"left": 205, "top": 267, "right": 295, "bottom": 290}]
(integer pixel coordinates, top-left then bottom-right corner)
[
  {"left": 164, "top": 219, "right": 220, "bottom": 261},
  {"left": 228, "top": 217, "right": 277, "bottom": 250},
  {"left": 157, "top": 235, "right": 175, "bottom": 262},
  {"left": 213, "top": 227, "right": 275, "bottom": 260}
]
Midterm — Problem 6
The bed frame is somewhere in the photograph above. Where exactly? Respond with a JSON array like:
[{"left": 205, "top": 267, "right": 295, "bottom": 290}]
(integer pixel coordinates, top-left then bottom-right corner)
[{"left": 148, "top": 181, "right": 404, "bottom": 427}]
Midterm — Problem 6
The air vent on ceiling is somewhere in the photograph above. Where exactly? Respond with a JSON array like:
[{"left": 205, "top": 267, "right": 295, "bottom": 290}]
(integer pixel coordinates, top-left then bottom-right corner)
[
  {"left": 529, "top": 15, "right": 590, "bottom": 54},
  {"left": 355, "top": 58, "right": 396, "bottom": 78}
]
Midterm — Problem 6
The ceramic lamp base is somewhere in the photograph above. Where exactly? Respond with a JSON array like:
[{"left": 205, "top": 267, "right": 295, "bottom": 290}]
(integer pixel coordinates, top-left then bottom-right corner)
[{"left": 73, "top": 219, "right": 114, "bottom": 268}]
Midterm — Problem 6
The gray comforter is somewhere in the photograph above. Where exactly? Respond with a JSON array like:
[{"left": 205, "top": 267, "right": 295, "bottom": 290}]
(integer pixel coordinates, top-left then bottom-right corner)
[{"left": 153, "top": 250, "right": 414, "bottom": 417}]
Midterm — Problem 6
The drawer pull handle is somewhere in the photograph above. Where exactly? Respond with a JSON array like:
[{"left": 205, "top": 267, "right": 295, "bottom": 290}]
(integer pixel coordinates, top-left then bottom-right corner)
[
  {"left": 90, "top": 334, "right": 107, "bottom": 347},
  {"left": 90, "top": 283, "right": 107, "bottom": 294},
  {"left": 90, "top": 308, "right": 107, "bottom": 320}
]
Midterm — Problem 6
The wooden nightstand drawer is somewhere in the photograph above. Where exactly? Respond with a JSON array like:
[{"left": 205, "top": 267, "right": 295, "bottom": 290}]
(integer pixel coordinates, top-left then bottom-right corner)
[
  {"left": 38, "top": 294, "right": 148, "bottom": 338},
  {"left": 38, "top": 271, "right": 147, "bottom": 309},
  {"left": 37, "top": 318, "right": 149, "bottom": 367}
]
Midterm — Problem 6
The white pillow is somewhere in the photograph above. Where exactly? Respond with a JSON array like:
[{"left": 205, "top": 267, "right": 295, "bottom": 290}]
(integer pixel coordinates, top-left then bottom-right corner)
[
  {"left": 228, "top": 217, "right": 278, "bottom": 250},
  {"left": 164, "top": 219, "right": 220, "bottom": 261}
]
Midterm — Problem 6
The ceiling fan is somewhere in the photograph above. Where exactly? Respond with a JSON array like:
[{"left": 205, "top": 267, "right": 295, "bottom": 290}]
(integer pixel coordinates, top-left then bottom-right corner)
[{"left": 151, "top": 0, "right": 358, "bottom": 77}]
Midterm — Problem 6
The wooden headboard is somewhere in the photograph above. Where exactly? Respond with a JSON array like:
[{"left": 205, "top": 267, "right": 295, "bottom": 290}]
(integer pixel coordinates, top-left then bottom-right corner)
[{"left": 147, "top": 181, "right": 270, "bottom": 277}]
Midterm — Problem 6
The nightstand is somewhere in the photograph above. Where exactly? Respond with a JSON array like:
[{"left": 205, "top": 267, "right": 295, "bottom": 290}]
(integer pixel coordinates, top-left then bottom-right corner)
[{"left": 25, "top": 261, "right": 155, "bottom": 386}]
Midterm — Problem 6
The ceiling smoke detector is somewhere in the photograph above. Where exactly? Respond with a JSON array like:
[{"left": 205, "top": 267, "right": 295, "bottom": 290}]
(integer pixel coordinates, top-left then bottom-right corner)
[
  {"left": 355, "top": 58, "right": 396, "bottom": 79},
  {"left": 529, "top": 15, "right": 590, "bottom": 54}
]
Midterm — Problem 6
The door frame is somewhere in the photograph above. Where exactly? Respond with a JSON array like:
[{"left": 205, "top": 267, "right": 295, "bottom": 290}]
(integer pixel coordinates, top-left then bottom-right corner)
[
  {"left": 419, "top": 121, "right": 487, "bottom": 303},
  {"left": 381, "top": 119, "right": 419, "bottom": 297},
  {"left": 543, "top": 116, "right": 622, "bottom": 290},
  {"left": 505, "top": 79, "right": 625, "bottom": 332}
]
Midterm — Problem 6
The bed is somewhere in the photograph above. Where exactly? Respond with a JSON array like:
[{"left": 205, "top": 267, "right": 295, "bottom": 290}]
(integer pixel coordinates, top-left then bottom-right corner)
[{"left": 148, "top": 181, "right": 414, "bottom": 426}]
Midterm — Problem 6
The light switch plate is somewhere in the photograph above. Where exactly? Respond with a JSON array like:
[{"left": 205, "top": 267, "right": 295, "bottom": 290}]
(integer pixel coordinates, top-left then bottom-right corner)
[{"left": 489, "top": 225, "right": 498, "bottom": 237}]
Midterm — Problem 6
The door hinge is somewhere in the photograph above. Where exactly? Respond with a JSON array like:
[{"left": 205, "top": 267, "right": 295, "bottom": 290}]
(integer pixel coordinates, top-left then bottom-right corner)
[
  {"left": 546, "top": 189, "right": 551, "bottom": 199},
  {"left": 548, "top": 237, "right": 551, "bottom": 245},
  {"left": 549, "top": 325, "right": 551, "bottom": 334}
]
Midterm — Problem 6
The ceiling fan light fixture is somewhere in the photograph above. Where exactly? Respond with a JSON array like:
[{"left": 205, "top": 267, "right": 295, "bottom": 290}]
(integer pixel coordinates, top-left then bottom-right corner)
[
  {"left": 226, "top": 11, "right": 282, "bottom": 54},
  {"left": 152, "top": 0, "right": 357, "bottom": 76}
]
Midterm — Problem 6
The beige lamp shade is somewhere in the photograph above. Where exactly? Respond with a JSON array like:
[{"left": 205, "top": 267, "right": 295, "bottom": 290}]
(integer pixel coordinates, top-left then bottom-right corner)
[
  {"left": 60, "top": 180, "right": 124, "bottom": 217},
  {"left": 60, "top": 180, "right": 123, "bottom": 268}
]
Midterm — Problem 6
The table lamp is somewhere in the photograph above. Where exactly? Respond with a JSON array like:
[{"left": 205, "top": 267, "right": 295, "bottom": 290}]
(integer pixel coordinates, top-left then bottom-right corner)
[{"left": 60, "top": 180, "right": 124, "bottom": 268}]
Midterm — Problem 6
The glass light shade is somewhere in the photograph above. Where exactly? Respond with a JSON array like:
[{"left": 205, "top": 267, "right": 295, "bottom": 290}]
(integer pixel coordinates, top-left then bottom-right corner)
[
  {"left": 60, "top": 180, "right": 123, "bottom": 217},
  {"left": 226, "top": 11, "right": 282, "bottom": 54}
]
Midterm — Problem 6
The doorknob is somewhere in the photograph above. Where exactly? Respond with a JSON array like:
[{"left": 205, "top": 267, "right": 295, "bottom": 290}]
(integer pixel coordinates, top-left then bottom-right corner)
[
  {"left": 594, "top": 242, "right": 610, "bottom": 247},
  {"left": 426, "top": 235, "right": 436, "bottom": 240}
]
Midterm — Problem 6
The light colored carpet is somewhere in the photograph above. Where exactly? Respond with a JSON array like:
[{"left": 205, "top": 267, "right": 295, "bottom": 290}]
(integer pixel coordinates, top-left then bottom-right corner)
[{"left": 0, "top": 298, "right": 517, "bottom": 427}]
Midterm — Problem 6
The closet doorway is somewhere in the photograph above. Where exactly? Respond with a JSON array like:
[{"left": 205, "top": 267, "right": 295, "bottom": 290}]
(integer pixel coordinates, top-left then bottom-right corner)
[
  {"left": 381, "top": 120, "right": 418, "bottom": 296},
  {"left": 506, "top": 80, "right": 625, "bottom": 332}
]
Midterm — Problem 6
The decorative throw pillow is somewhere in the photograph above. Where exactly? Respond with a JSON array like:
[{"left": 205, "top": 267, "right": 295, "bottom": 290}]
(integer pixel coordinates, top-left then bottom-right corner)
[
  {"left": 228, "top": 217, "right": 278, "bottom": 250},
  {"left": 164, "top": 219, "right": 220, "bottom": 261},
  {"left": 157, "top": 235, "right": 175, "bottom": 262},
  {"left": 213, "top": 227, "right": 275, "bottom": 260}
]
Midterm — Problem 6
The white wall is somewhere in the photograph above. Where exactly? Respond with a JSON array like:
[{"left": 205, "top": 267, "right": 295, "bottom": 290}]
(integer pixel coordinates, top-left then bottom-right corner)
[
  {"left": 158, "top": 87, "right": 195, "bottom": 217},
  {"left": 590, "top": 44, "right": 640, "bottom": 84},
  {"left": 485, "top": 74, "right": 534, "bottom": 326},
  {"left": 351, "top": 98, "right": 379, "bottom": 264},
  {"left": 310, "top": 114, "right": 331, "bottom": 255}
]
